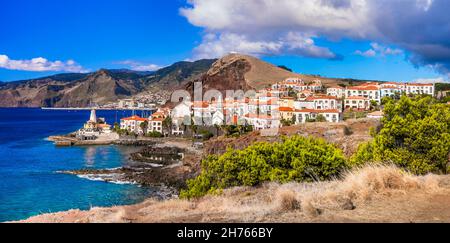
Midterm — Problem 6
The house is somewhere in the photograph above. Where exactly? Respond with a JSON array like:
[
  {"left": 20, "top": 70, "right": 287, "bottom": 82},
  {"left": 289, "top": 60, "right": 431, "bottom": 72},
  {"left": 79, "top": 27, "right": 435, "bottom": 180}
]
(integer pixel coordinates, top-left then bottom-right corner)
[
  {"left": 305, "top": 95, "right": 340, "bottom": 111},
  {"left": 279, "top": 97, "right": 295, "bottom": 108},
  {"left": 192, "top": 101, "right": 213, "bottom": 125},
  {"left": 148, "top": 111, "right": 166, "bottom": 134},
  {"left": 171, "top": 101, "right": 192, "bottom": 136},
  {"left": 344, "top": 96, "right": 370, "bottom": 110},
  {"left": 120, "top": 115, "right": 148, "bottom": 135},
  {"left": 405, "top": 83, "right": 434, "bottom": 96},
  {"left": 244, "top": 114, "right": 280, "bottom": 130},
  {"left": 294, "top": 109, "right": 342, "bottom": 123},
  {"left": 327, "top": 86, "right": 345, "bottom": 98},
  {"left": 212, "top": 110, "right": 225, "bottom": 126},
  {"left": 297, "top": 89, "right": 313, "bottom": 99},
  {"left": 308, "top": 80, "right": 323, "bottom": 92},
  {"left": 279, "top": 107, "right": 295, "bottom": 121},
  {"left": 380, "top": 82, "right": 402, "bottom": 98},
  {"left": 345, "top": 85, "right": 381, "bottom": 103}
]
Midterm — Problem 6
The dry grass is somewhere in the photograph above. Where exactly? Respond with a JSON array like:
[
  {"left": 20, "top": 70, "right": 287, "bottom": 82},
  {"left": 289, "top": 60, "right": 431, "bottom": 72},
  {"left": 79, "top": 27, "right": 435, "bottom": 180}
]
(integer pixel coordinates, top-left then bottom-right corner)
[{"left": 18, "top": 165, "right": 446, "bottom": 223}]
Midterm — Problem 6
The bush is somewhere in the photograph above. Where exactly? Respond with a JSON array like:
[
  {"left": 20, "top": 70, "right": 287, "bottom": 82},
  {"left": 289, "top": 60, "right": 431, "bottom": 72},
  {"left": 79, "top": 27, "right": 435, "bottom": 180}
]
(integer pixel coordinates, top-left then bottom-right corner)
[
  {"left": 147, "top": 131, "right": 163, "bottom": 138},
  {"left": 180, "top": 135, "right": 347, "bottom": 199},
  {"left": 199, "top": 130, "right": 214, "bottom": 140},
  {"left": 350, "top": 95, "right": 450, "bottom": 174}
]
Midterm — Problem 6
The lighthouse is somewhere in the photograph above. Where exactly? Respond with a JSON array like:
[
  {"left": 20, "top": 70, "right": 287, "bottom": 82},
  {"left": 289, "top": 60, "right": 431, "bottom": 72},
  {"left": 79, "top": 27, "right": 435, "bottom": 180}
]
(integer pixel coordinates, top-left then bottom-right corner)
[{"left": 89, "top": 109, "right": 97, "bottom": 123}]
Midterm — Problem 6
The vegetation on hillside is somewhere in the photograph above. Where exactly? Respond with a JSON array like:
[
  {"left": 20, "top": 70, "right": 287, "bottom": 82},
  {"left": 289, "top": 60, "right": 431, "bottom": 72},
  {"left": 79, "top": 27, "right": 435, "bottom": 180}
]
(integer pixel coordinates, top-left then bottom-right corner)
[
  {"left": 350, "top": 95, "right": 450, "bottom": 174},
  {"left": 182, "top": 95, "right": 449, "bottom": 199},
  {"left": 180, "top": 135, "right": 347, "bottom": 198}
]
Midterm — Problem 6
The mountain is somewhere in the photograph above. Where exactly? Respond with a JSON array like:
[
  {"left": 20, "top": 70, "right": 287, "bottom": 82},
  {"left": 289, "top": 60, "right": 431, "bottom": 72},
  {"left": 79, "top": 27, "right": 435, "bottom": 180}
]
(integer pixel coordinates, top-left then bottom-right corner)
[
  {"left": 144, "top": 59, "right": 216, "bottom": 91},
  {"left": 0, "top": 54, "right": 377, "bottom": 108},
  {"left": 185, "top": 53, "right": 367, "bottom": 95},
  {"left": 0, "top": 59, "right": 215, "bottom": 108}
]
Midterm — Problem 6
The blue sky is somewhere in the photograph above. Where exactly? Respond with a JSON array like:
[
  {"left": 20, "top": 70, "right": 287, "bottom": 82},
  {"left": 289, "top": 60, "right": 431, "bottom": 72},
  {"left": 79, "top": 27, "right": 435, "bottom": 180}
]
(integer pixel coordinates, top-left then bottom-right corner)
[{"left": 0, "top": 0, "right": 447, "bottom": 82}]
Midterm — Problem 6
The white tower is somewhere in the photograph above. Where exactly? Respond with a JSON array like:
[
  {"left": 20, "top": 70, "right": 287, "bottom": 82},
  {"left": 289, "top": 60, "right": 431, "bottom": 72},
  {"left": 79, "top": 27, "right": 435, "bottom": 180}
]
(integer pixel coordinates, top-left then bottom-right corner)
[{"left": 89, "top": 109, "right": 97, "bottom": 122}]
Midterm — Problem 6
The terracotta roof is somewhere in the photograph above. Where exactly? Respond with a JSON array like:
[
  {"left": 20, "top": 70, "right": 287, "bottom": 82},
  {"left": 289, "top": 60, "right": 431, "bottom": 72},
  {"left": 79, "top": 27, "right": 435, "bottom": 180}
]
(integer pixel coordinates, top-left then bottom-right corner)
[
  {"left": 347, "top": 85, "right": 380, "bottom": 91},
  {"left": 327, "top": 86, "right": 345, "bottom": 89},
  {"left": 121, "top": 116, "right": 147, "bottom": 122},
  {"left": 381, "top": 85, "right": 399, "bottom": 89},
  {"left": 279, "top": 107, "right": 294, "bottom": 112},
  {"left": 151, "top": 112, "right": 165, "bottom": 117},
  {"left": 192, "top": 101, "right": 210, "bottom": 108},
  {"left": 295, "top": 109, "right": 340, "bottom": 114},
  {"left": 150, "top": 118, "right": 164, "bottom": 122},
  {"left": 345, "top": 96, "right": 369, "bottom": 100},
  {"left": 244, "top": 114, "right": 276, "bottom": 119},
  {"left": 406, "top": 83, "right": 433, "bottom": 87},
  {"left": 305, "top": 95, "right": 338, "bottom": 101}
]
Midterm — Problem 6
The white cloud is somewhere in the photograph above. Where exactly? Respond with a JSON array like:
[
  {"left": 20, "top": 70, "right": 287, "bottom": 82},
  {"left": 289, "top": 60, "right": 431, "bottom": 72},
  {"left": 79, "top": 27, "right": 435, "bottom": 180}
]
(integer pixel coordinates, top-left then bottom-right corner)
[
  {"left": 181, "top": 0, "right": 450, "bottom": 77},
  {"left": 355, "top": 43, "right": 403, "bottom": 58},
  {"left": 181, "top": 0, "right": 371, "bottom": 37},
  {"left": 117, "top": 60, "right": 162, "bottom": 71},
  {"left": 192, "top": 32, "right": 338, "bottom": 60},
  {"left": 355, "top": 49, "right": 376, "bottom": 57},
  {"left": 416, "top": 0, "right": 434, "bottom": 11},
  {"left": 412, "top": 77, "right": 448, "bottom": 83},
  {"left": 181, "top": 0, "right": 372, "bottom": 60},
  {"left": 0, "top": 54, "right": 88, "bottom": 73}
]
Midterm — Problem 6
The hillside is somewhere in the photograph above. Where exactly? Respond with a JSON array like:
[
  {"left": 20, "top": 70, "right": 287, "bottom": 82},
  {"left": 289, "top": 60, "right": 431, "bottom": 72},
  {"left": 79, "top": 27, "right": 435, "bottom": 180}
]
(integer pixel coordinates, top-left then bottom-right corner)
[{"left": 186, "top": 54, "right": 368, "bottom": 95}]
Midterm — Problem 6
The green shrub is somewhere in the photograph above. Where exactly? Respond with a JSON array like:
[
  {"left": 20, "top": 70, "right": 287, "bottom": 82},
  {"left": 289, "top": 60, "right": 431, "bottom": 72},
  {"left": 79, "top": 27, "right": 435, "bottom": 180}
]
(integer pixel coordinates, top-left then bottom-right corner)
[
  {"left": 199, "top": 130, "right": 214, "bottom": 140},
  {"left": 350, "top": 95, "right": 450, "bottom": 175},
  {"left": 147, "top": 131, "right": 163, "bottom": 138},
  {"left": 180, "top": 135, "right": 347, "bottom": 199}
]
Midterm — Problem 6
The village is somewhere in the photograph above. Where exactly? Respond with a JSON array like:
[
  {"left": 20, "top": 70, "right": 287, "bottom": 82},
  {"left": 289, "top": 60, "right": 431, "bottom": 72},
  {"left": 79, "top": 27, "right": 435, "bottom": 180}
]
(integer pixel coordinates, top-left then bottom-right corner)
[{"left": 79, "top": 78, "right": 435, "bottom": 140}]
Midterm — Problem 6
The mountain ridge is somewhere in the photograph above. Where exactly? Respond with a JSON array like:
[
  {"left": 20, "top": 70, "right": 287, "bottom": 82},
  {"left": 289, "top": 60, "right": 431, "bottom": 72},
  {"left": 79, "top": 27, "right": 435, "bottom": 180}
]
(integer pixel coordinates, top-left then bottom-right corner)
[{"left": 0, "top": 54, "right": 391, "bottom": 108}]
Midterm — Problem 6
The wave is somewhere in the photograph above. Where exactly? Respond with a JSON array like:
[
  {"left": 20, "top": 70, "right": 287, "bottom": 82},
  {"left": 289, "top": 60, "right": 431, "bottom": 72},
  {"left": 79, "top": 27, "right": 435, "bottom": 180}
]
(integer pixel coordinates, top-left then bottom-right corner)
[{"left": 76, "top": 173, "right": 137, "bottom": 185}]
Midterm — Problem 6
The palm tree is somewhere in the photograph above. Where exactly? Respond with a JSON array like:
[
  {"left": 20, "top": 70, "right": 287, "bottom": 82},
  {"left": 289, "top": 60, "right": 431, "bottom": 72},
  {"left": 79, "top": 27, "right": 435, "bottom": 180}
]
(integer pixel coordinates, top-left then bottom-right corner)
[{"left": 140, "top": 121, "right": 148, "bottom": 135}]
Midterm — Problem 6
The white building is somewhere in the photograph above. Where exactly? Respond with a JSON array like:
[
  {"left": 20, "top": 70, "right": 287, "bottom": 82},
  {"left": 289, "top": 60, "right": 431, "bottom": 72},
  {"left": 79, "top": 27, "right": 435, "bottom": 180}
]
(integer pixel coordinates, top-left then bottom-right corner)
[
  {"left": 380, "top": 82, "right": 402, "bottom": 98},
  {"left": 346, "top": 85, "right": 381, "bottom": 103},
  {"left": 305, "top": 95, "right": 341, "bottom": 111},
  {"left": 344, "top": 96, "right": 370, "bottom": 110},
  {"left": 406, "top": 83, "right": 434, "bottom": 96},
  {"left": 120, "top": 115, "right": 148, "bottom": 135},
  {"left": 171, "top": 101, "right": 192, "bottom": 136},
  {"left": 244, "top": 114, "right": 280, "bottom": 130},
  {"left": 294, "top": 109, "right": 342, "bottom": 123},
  {"left": 327, "top": 86, "right": 345, "bottom": 98}
]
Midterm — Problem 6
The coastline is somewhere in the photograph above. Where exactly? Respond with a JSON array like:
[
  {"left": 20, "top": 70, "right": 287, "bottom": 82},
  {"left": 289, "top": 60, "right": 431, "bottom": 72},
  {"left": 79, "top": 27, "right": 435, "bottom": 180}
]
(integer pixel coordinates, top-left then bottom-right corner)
[{"left": 15, "top": 166, "right": 450, "bottom": 223}]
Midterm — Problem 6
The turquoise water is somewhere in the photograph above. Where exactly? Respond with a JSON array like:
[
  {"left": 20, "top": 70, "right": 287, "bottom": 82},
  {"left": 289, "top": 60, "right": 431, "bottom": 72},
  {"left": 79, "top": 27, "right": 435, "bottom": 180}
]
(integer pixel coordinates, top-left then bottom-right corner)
[{"left": 0, "top": 108, "right": 155, "bottom": 222}]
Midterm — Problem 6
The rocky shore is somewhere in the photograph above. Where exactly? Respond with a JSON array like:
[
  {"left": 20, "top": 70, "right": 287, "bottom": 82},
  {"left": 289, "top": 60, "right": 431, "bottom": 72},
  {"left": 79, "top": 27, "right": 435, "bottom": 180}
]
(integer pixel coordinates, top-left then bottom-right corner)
[{"left": 59, "top": 140, "right": 202, "bottom": 193}]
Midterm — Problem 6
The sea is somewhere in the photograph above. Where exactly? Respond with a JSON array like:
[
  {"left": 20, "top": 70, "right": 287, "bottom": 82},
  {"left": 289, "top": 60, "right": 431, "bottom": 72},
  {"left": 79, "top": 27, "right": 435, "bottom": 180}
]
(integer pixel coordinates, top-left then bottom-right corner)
[{"left": 0, "top": 108, "right": 156, "bottom": 222}]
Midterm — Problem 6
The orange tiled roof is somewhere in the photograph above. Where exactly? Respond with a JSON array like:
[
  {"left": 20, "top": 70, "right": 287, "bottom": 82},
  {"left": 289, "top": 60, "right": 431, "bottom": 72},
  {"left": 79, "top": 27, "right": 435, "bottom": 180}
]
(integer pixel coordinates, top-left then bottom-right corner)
[
  {"left": 279, "top": 107, "right": 294, "bottom": 112},
  {"left": 121, "top": 115, "right": 147, "bottom": 122},
  {"left": 244, "top": 114, "right": 276, "bottom": 119},
  {"left": 347, "top": 85, "right": 380, "bottom": 91},
  {"left": 295, "top": 109, "right": 340, "bottom": 114},
  {"left": 192, "top": 101, "right": 210, "bottom": 108},
  {"left": 345, "top": 96, "right": 369, "bottom": 100},
  {"left": 306, "top": 95, "right": 338, "bottom": 101},
  {"left": 406, "top": 83, "right": 433, "bottom": 87}
]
